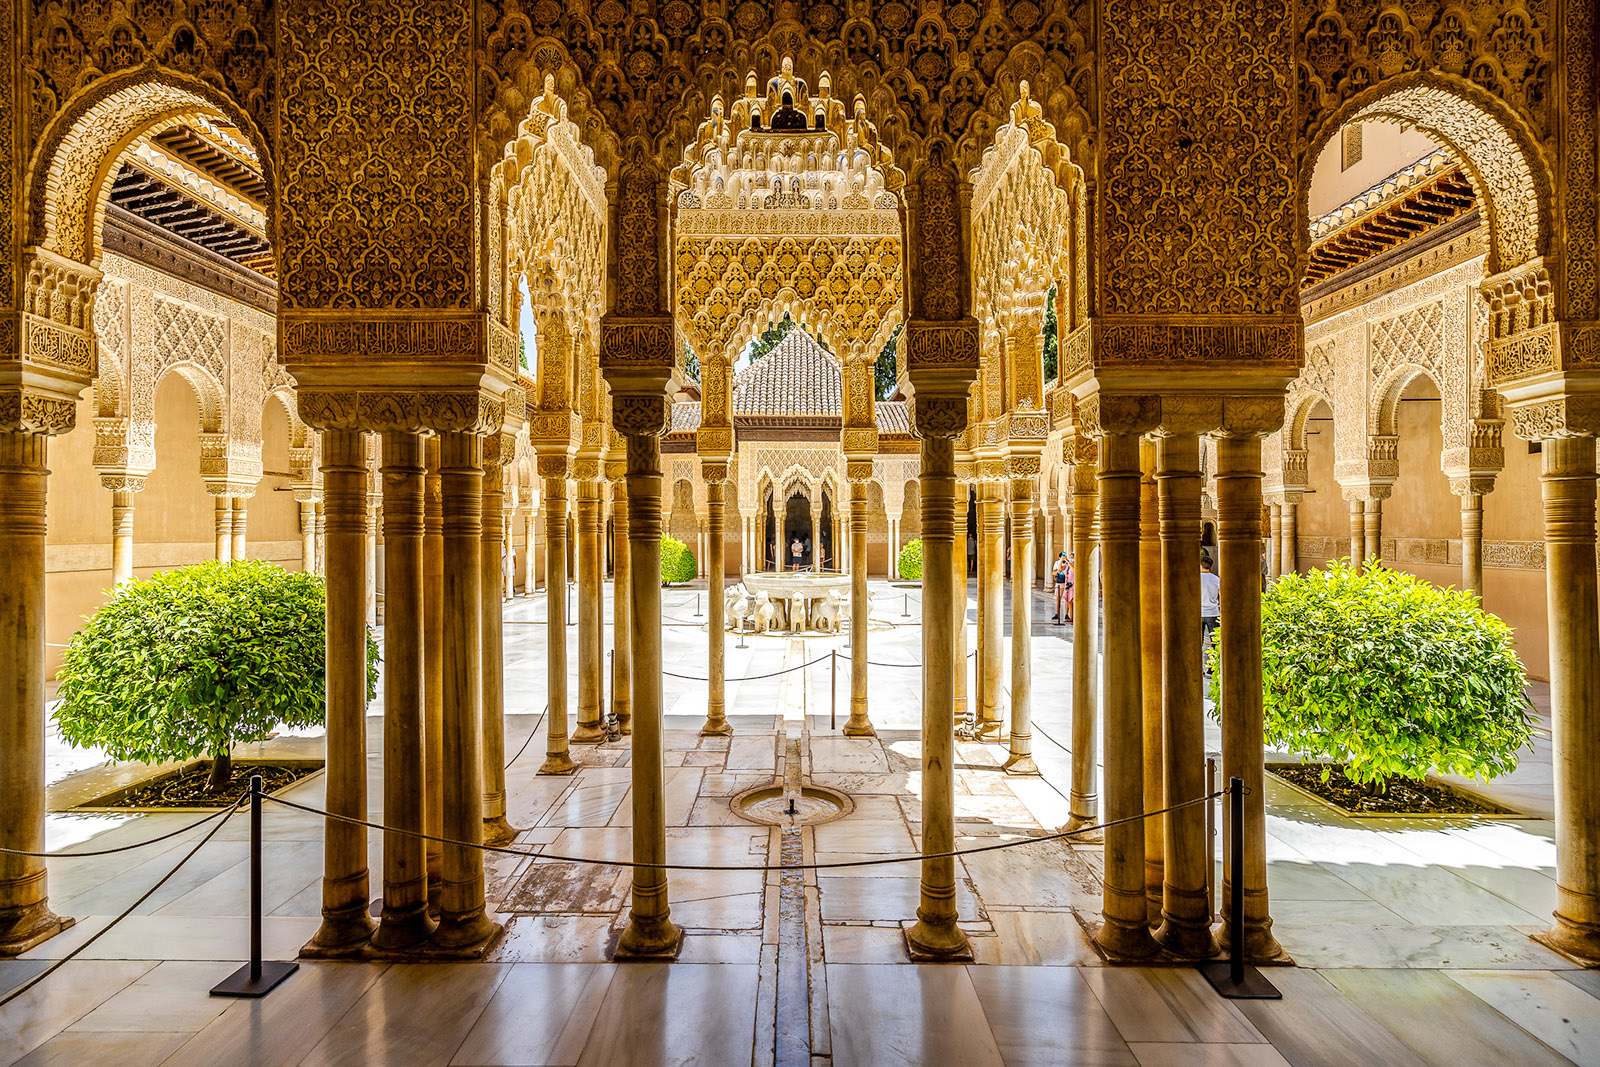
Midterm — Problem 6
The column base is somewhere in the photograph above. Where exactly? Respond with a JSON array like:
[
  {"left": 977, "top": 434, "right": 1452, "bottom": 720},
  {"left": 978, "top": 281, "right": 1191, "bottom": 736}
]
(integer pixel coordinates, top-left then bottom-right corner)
[
  {"left": 539, "top": 752, "right": 577, "bottom": 775},
  {"left": 1535, "top": 916, "right": 1600, "bottom": 967},
  {"left": 902, "top": 916, "right": 973, "bottom": 961},
  {"left": 371, "top": 902, "right": 436, "bottom": 953},
  {"left": 614, "top": 913, "right": 684, "bottom": 960},
  {"left": 842, "top": 713, "right": 876, "bottom": 737},
  {"left": 1063, "top": 805, "right": 1101, "bottom": 837},
  {"left": 426, "top": 914, "right": 503, "bottom": 959},
  {"left": 302, "top": 906, "right": 377, "bottom": 959},
  {"left": 1154, "top": 915, "right": 1220, "bottom": 960},
  {"left": 699, "top": 714, "right": 733, "bottom": 737},
  {"left": 482, "top": 816, "right": 517, "bottom": 847},
  {"left": 1001, "top": 753, "right": 1039, "bottom": 775},
  {"left": 0, "top": 904, "right": 74, "bottom": 957},
  {"left": 1093, "top": 916, "right": 1159, "bottom": 961},
  {"left": 1217, "top": 918, "right": 1287, "bottom": 965},
  {"left": 570, "top": 721, "right": 608, "bottom": 744}
]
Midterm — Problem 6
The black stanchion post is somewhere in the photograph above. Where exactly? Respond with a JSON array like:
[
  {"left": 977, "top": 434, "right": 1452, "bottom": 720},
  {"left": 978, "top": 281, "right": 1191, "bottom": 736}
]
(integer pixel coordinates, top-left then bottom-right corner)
[
  {"left": 211, "top": 775, "right": 298, "bottom": 998},
  {"left": 901, "top": 593, "right": 908, "bottom": 618},
  {"left": 694, "top": 594, "right": 702, "bottom": 617},
  {"left": 830, "top": 649, "right": 837, "bottom": 730},
  {"left": 1200, "top": 776, "right": 1280, "bottom": 1000}
]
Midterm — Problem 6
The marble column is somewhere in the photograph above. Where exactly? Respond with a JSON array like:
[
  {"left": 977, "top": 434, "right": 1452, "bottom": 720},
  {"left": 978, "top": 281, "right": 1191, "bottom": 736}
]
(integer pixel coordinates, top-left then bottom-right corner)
[
  {"left": 906, "top": 412, "right": 971, "bottom": 960},
  {"left": 430, "top": 430, "right": 497, "bottom": 953},
  {"left": 372, "top": 430, "right": 433, "bottom": 951},
  {"left": 315, "top": 501, "right": 327, "bottom": 576},
  {"left": 300, "top": 497, "right": 318, "bottom": 572},
  {"left": 538, "top": 456, "right": 576, "bottom": 774},
  {"left": 0, "top": 431, "right": 71, "bottom": 954},
  {"left": 1005, "top": 470, "right": 1038, "bottom": 774},
  {"left": 1539, "top": 435, "right": 1600, "bottom": 963},
  {"left": 1153, "top": 432, "right": 1217, "bottom": 958},
  {"left": 230, "top": 495, "right": 249, "bottom": 563},
  {"left": 213, "top": 494, "right": 233, "bottom": 562},
  {"left": 524, "top": 508, "right": 537, "bottom": 594},
  {"left": 1138, "top": 441, "right": 1163, "bottom": 920},
  {"left": 614, "top": 396, "right": 681, "bottom": 959},
  {"left": 812, "top": 508, "right": 822, "bottom": 572},
  {"left": 1067, "top": 466, "right": 1100, "bottom": 829},
  {"left": 1279, "top": 500, "right": 1298, "bottom": 577},
  {"left": 306, "top": 428, "right": 376, "bottom": 956},
  {"left": 845, "top": 463, "right": 874, "bottom": 736},
  {"left": 480, "top": 446, "right": 515, "bottom": 845},
  {"left": 701, "top": 466, "right": 731, "bottom": 736},
  {"left": 1363, "top": 498, "right": 1383, "bottom": 566},
  {"left": 364, "top": 489, "right": 379, "bottom": 626},
  {"left": 1095, "top": 430, "right": 1157, "bottom": 960},
  {"left": 503, "top": 512, "right": 516, "bottom": 600},
  {"left": 423, "top": 441, "right": 445, "bottom": 907},
  {"left": 1347, "top": 496, "right": 1364, "bottom": 564},
  {"left": 106, "top": 480, "right": 141, "bottom": 586},
  {"left": 1266, "top": 504, "right": 1281, "bottom": 580},
  {"left": 889, "top": 517, "right": 900, "bottom": 579},
  {"left": 976, "top": 475, "right": 1005, "bottom": 738},
  {"left": 952, "top": 481, "right": 970, "bottom": 722},
  {"left": 611, "top": 471, "right": 632, "bottom": 735},
  {"left": 1215, "top": 433, "right": 1281, "bottom": 962},
  {"left": 1456, "top": 486, "right": 1485, "bottom": 596},
  {"left": 572, "top": 471, "right": 606, "bottom": 744}
]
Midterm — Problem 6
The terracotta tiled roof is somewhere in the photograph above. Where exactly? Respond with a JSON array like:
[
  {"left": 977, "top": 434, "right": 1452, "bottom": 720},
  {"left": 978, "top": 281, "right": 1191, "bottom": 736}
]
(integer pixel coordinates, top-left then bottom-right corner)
[
  {"left": 874, "top": 401, "right": 909, "bottom": 434},
  {"left": 670, "top": 402, "right": 702, "bottom": 432},
  {"left": 731, "top": 329, "right": 841, "bottom": 416}
]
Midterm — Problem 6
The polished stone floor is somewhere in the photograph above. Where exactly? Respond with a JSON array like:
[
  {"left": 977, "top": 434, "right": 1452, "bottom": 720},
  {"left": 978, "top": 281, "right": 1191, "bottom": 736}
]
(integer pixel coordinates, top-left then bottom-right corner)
[{"left": 4, "top": 580, "right": 1593, "bottom": 1066}]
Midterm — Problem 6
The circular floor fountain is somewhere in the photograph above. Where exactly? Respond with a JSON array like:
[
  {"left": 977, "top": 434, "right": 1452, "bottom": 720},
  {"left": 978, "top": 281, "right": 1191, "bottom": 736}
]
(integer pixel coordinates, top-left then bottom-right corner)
[{"left": 731, "top": 782, "right": 854, "bottom": 826}]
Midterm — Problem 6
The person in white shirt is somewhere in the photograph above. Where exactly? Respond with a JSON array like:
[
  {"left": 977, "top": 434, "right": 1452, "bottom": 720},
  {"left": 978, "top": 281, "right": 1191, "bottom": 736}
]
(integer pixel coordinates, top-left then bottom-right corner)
[{"left": 1200, "top": 556, "right": 1221, "bottom": 675}]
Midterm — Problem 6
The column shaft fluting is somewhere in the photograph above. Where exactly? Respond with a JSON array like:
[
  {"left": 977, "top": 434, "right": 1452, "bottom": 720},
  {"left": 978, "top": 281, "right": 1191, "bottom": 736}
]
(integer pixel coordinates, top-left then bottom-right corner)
[
  {"left": 1068, "top": 475, "right": 1100, "bottom": 829},
  {"left": 307, "top": 428, "right": 376, "bottom": 955},
  {"left": 1215, "top": 435, "right": 1281, "bottom": 961},
  {"left": 1153, "top": 434, "right": 1216, "bottom": 958},
  {"left": 573, "top": 478, "right": 605, "bottom": 743},
  {"left": 0, "top": 432, "right": 68, "bottom": 954},
  {"left": 1139, "top": 444, "right": 1164, "bottom": 921},
  {"left": 1541, "top": 437, "right": 1600, "bottom": 962},
  {"left": 906, "top": 433, "right": 970, "bottom": 959},
  {"left": 1005, "top": 475, "right": 1037, "bottom": 773},
  {"left": 539, "top": 466, "right": 575, "bottom": 774},
  {"left": 1460, "top": 492, "right": 1484, "bottom": 596},
  {"left": 110, "top": 488, "right": 136, "bottom": 586},
  {"left": 845, "top": 472, "right": 874, "bottom": 736},
  {"left": 1095, "top": 432, "right": 1156, "bottom": 959},
  {"left": 480, "top": 458, "right": 514, "bottom": 845},
  {"left": 372, "top": 430, "right": 433, "bottom": 951},
  {"left": 423, "top": 442, "right": 445, "bottom": 904},
  {"left": 612, "top": 477, "right": 633, "bottom": 735},
  {"left": 702, "top": 476, "right": 731, "bottom": 736}
]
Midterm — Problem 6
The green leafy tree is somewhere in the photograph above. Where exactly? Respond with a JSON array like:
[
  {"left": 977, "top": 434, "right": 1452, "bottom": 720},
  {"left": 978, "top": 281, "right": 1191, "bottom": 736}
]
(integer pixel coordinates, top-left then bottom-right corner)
[
  {"left": 659, "top": 536, "right": 697, "bottom": 584},
  {"left": 1042, "top": 283, "right": 1058, "bottom": 383},
  {"left": 897, "top": 539, "right": 923, "bottom": 581},
  {"left": 518, "top": 333, "right": 528, "bottom": 371},
  {"left": 746, "top": 314, "right": 795, "bottom": 363},
  {"left": 1208, "top": 559, "right": 1533, "bottom": 793},
  {"left": 56, "top": 561, "right": 380, "bottom": 793},
  {"left": 683, "top": 343, "right": 701, "bottom": 383},
  {"left": 875, "top": 324, "right": 903, "bottom": 400}
]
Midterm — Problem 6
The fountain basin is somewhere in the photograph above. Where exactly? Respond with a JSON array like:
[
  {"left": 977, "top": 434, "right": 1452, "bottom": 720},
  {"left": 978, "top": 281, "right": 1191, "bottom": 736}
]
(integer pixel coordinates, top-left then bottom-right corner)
[
  {"left": 729, "top": 571, "right": 857, "bottom": 632},
  {"left": 731, "top": 782, "right": 854, "bottom": 826}
]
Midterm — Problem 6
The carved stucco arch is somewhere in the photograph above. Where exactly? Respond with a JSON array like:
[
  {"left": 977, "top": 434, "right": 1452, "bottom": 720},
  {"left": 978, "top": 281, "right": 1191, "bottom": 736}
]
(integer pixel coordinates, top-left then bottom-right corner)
[
  {"left": 25, "top": 63, "right": 275, "bottom": 271},
  {"left": 156, "top": 361, "right": 227, "bottom": 436},
  {"left": 1300, "top": 72, "right": 1553, "bottom": 277},
  {"left": 1372, "top": 364, "right": 1443, "bottom": 440},
  {"left": 1285, "top": 389, "right": 1335, "bottom": 454}
]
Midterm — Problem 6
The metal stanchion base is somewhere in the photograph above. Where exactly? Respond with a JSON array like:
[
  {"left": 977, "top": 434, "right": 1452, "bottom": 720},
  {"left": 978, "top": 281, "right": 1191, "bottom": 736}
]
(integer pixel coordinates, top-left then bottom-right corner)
[
  {"left": 210, "top": 960, "right": 298, "bottom": 998},
  {"left": 1198, "top": 960, "right": 1281, "bottom": 999}
]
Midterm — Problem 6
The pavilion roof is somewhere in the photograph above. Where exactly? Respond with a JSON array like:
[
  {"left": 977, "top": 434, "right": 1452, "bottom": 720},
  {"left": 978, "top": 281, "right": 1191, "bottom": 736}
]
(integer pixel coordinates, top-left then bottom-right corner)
[{"left": 731, "top": 328, "right": 841, "bottom": 416}]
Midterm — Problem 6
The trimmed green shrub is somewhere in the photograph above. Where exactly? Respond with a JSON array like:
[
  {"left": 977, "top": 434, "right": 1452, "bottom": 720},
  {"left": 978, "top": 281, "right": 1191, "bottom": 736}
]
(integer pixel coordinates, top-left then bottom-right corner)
[
  {"left": 660, "top": 535, "right": 696, "bottom": 584},
  {"left": 898, "top": 538, "right": 923, "bottom": 581},
  {"left": 56, "top": 561, "right": 379, "bottom": 793},
  {"left": 1209, "top": 559, "right": 1533, "bottom": 792}
]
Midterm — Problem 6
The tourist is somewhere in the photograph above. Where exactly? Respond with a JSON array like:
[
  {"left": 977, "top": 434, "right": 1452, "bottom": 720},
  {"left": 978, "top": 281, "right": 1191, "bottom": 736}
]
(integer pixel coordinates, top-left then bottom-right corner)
[
  {"left": 1200, "top": 556, "right": 1221, "bottom": 675},
  {"left": 791, "top": 535, "right": 803, "bottom": 571},
  {"left": 1051, "top": 552, "right": 1072, "bottom": 623}
]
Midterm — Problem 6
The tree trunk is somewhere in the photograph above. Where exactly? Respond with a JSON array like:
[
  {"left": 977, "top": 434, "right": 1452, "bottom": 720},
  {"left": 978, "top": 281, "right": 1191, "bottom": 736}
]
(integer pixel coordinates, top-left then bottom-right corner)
[{"left": 205, "top": 751, "right": 234, "bottom": 794}]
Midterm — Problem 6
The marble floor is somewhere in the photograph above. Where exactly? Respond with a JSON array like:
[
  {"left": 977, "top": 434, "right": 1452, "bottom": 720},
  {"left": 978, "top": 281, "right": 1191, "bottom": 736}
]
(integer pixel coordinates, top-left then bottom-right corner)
[{"left": 4, "top": 581, "right": 1594, "bottom": 1066}]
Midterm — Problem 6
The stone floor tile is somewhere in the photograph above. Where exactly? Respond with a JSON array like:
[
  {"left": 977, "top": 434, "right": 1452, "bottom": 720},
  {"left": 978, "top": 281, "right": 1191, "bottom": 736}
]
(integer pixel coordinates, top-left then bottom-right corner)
[
  {"left": 0, "top": 960, "right": 154, "bottom": 1064},
  {"left": 450, "top": 963, "right": 613, "bottom": 1067},
  {"left": 1127, "top": 1042, "right": 1292, "bottom": 1067},
  {"left": 968, "top": 965, "right": 1135, "bottom": 1066},
  {"left": 1233, "top": 967, "right": 1428, "bottom": 1067},
  {"left": 12, "top": 1029, "right": 191, "bottom": 1067},
  {"left": 575, "top": 963, "right": 759, "bottom": 1067},
  {"left": 1081, "top": 968, "right": 1267, "bottom": 1046},
  {"left": 298, "top": 963, "right": 510, "bottom": 1066},
  {"left": 1447, "top": 969, "right": 1600, "bottom": 1066},
  {"left": 826, "top": 963, "right": 1004, "bottom": 1067},
  {"left": 65, "top": 960, "right": 235, "bottom": 1033}
]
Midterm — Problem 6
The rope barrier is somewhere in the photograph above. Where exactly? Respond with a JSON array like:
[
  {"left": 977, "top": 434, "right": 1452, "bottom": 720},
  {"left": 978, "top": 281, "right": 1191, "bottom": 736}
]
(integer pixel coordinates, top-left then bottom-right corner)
[
  {"left": 663, "top": 652, "right": 834, "bottom": 683},
  {"left": 0, "top": 803, "right": 239, "bottom": 859},
  {"left": 259, "top": 788, "right": 1229, "bottom": 874},
  {"left": 503, "top": 705, "right": 550, "bottom": 769},
  {"left": 0, "top": 795, "right": 244, "bottom": 1010}
]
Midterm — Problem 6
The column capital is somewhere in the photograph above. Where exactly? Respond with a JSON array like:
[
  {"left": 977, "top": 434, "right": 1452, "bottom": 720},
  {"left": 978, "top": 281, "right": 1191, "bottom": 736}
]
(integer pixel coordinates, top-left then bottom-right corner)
[
  {"left": 611, "top": 393, "right": 672, "bottom": 438},
  {"left": 845, "top": 458, "right": 874, "bottom": 484},
  {"left": 573, "top": 457, "right": 602, "bottom": 482},
  {"left": 98, "top": 474, "right": 147, "bottom": 494},
  {"left": 700, "top": 457, "right": 730, "bottom": 484},
  {"left": 1509, "top": 394, "right": 1600, "bottom": 440},
  {"left": 536, "top": 453, "right": 573, "bottom": 479},
  {"left": 910, "top": 395, "right": 969, "bottom": 441},
  {"left": 1077, "top": 393, "right": 1159, "bottom": 438}
]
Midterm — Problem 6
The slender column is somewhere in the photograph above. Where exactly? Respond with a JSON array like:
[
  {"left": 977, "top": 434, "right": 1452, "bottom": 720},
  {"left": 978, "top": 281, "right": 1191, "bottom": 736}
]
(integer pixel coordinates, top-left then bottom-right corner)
[
  {"left": 1005, "top": 470, "right": 1038, "bottom": 773},
  {"left": 701, "top": 467, "right": 732, "bottom": 736},
  {"left": 364, "top": 489, "right": 379, "bottom": 626},
  {"left": 423, "top": 441, "right": 445, "bottom": 908},
  {"left": 845, "top": 464, "right": 874, "bottom": 735},
  {"left": 1347, "top": 496, "right": 1364, "bottom": 564},
  {"left": 812, "top": 508, "right": 822, "bottom": 572},
  {"left": 306, "top": 428, "right": 376, "bottom": 956},
  {"left": 611, "top": 472, "right": 633, "bottom": 735},
  {"left": 1363, "top": 498, "right": 1383, "bottom": 565},
  {"left": 372, "top": 430, "right": 433, "bottom": 951},
  {"left": 1459, "top": 489, "right": 1484, "bottom": 596},
  {"left": 430, "top": 430, "right": 497, "bottom": 952},
  {"left": 1280, "top": 500, "right": 1297, "bottom": 577},
  {"left": 107, "top": 481, "right": 141, "bottom": 586},
  {"left": 1067, "top": 467, "right": 1100, "bottom": 829},
  {"left": 503, "top": 511, "right": 516, "bottom": 600},
  {"left": 300, "top": 497, "right": 318, "bottom": 572},
  {"left": 1138, "top": 441, "right": 1163, "bottom": 920},
  {"left": 572, "top": 471, "right": 606, "bottom": 744},
  {"left": 231, "top": 495, "right": 249, "bottom": 562},
  {"left": 213, "top": 495, "right": 233, "bottom": 562},
  {"left": 952, "top": 482, "right": 970, "bottom": 721},
  {"left": 1540, "top": 435, "right": 1600, "bottom": 963},
  {"left": 976, "top": 476, "right": 1004, "bottom": 738},
  {"left": 1153, "top": 432, "right": 1217, "bottom": 958},
  {"left": 1215, "top": 434, "right": 1281, "bottom": 961},
  {"left": 538, "top": 456, "right": 576, "bottom": 774},
  {"left": 906, "top": 418, "right": 971, "bottom": 960},
  {"left": 1266, "top": 504, "right": 1281, "bottom": 579},
  {"left": 614, "top": 397, "right": 681, "bottom": 959},
  {"left": 315, "top": 501, "right": 326, "bottom": 576},
  {"left": 889, "top": 517, "right": 900, "bottom": 579},
  {"left": 524, "top": 508, "right": 537, "bottom": 594},
  {"left": 0, "top": 431, "right": 70, "bottom": 954},
  {"left": 1095, "top": 430, "right": 1157, "bottom": 959},
  {"left": 480, "top": 447, "right": 515, "bottom": 845}
]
